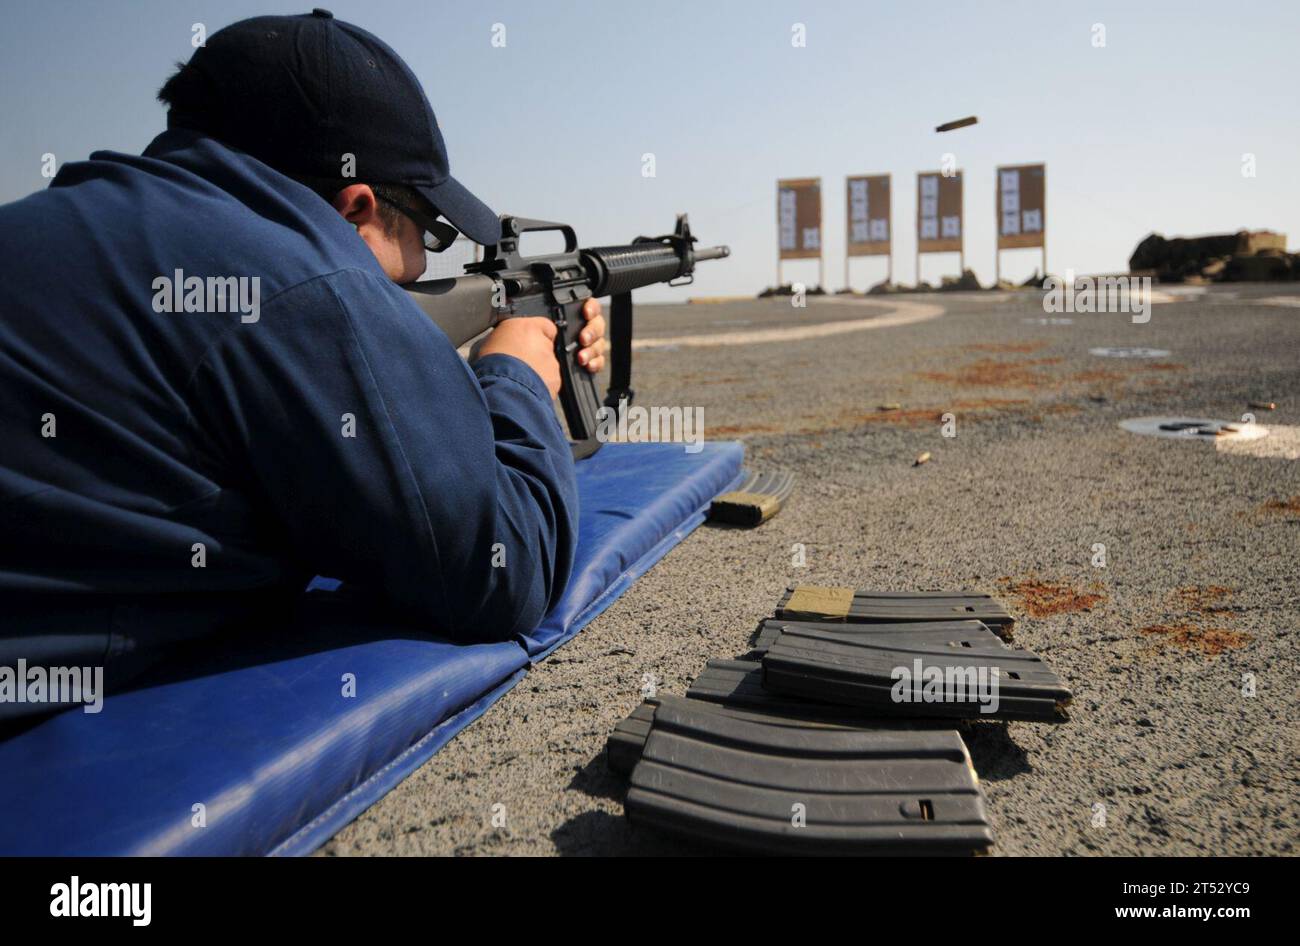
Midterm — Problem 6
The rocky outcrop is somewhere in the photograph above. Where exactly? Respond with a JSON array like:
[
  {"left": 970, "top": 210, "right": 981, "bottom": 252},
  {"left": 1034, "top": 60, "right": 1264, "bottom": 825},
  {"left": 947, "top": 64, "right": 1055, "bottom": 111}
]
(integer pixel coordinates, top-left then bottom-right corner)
[{"left": 1129, "top": 230, "right": 1294, "bottom": 282}]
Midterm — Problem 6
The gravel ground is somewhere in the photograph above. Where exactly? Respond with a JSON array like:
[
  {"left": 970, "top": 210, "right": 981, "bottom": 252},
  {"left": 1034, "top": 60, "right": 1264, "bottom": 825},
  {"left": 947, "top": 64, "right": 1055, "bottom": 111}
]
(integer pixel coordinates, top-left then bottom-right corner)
[{"left": 321, "top": 283, "right": 1300, "bottom": 856}]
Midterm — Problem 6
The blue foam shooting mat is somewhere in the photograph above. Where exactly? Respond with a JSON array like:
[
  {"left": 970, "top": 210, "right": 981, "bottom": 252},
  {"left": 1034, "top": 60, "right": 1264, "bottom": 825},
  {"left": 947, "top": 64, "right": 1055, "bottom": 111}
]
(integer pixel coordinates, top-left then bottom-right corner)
[{"left": 0, "top": 441, "right": 743, "bottom": 855}]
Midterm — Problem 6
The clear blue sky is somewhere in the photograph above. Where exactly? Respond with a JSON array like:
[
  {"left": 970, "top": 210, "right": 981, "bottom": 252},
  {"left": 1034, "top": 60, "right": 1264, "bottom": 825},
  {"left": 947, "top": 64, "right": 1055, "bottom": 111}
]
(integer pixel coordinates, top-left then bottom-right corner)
[{"left": 2, "top": 0, "right": 1296, "bottom": 298}]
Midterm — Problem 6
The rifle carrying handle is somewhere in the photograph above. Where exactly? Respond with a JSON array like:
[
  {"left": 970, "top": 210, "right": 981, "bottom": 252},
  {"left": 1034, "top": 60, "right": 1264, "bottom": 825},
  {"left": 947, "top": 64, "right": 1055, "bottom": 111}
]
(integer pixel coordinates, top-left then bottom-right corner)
[{"left": 503, "top": 217, "right": 578, "bottom": 253}]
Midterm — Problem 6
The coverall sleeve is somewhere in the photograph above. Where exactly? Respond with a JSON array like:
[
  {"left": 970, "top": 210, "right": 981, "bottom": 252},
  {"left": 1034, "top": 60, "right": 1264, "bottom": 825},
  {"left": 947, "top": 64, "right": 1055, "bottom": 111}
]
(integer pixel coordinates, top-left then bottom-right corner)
[{"left": 186, "top": 268, "right": 578, "bottom": 642}]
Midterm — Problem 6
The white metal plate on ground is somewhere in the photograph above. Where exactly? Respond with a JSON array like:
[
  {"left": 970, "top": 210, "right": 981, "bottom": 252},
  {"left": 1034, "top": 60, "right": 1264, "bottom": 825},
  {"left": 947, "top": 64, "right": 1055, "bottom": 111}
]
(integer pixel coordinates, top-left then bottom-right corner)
[
  {"left": 1216, "top": 423, "right": 1300, "bottom": 460},
  {"left": 1119, "top": 416, "right": 1270, "bottom": 443},
  {"left": 1090, "top": 347, "right": 1171, "bottom": 358}
]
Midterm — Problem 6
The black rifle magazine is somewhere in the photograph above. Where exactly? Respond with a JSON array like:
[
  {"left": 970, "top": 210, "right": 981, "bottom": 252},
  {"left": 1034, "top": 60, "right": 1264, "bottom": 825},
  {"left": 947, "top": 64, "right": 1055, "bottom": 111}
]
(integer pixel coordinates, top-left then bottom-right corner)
[
  {"left": 776, "top": 585, "right": 1014, "bottom": 637},
  {"left": 607, "top": 699, "right": 659, "bottom": 776},
  {"left": 686, "top": 658, "right": 874, "bottom": 716},
  {"left": 749, "top": 617, "right": 1008, "bottom": 656},
  {"left": 684, "top": 659, "right": 977, "bottom": 726},
  {"left": 707, "top": 470, "right": 796, "bottom": 527},
  {"left": 623, "top": 696, "right": 993, "bottom": 855},
  {"left": 762, "top": 624, "right": 1071, "bottom": 722},
  {"left": 608, "top": 694, "right": 954, "bottom": 775}
]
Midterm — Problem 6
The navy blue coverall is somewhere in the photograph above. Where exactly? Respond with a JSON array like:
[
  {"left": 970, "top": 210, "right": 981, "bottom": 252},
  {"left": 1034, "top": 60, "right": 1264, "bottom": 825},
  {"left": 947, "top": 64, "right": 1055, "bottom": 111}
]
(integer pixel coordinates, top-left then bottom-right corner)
[{"left": 0, "top": 129, "right": 578, "bottom": 707}]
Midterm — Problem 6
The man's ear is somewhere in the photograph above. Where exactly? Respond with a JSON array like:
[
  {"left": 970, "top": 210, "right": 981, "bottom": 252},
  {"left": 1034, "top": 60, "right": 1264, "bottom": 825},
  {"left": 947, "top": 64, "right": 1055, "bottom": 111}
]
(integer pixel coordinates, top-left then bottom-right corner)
[{"left": 332, "top": 184, "right": 381, "bottom": 228}]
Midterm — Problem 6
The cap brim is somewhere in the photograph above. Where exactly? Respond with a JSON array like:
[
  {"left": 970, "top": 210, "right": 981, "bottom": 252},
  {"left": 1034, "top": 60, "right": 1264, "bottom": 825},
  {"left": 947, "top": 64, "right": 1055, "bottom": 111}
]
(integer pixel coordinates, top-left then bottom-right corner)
[{"left": 417, "top": 176, "right": 499, "bottom": 246}]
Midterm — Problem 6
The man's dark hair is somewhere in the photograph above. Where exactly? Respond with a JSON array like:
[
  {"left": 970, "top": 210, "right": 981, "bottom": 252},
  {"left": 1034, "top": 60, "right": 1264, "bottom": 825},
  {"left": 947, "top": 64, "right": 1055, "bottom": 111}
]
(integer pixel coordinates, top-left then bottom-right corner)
[
  {"left": 158, "top": 62, "right": 431, "bottom": 235},
  {"left": 157, "top": 61, "right": 212, "bottom": 132}
]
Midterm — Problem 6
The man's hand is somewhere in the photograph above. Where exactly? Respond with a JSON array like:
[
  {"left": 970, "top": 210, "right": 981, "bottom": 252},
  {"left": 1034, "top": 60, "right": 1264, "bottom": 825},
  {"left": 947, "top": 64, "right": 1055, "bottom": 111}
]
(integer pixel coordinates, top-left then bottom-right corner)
[
  {"left": 475, "top": 299, "right": 608, "bottom": 400},
  {"left": 477, "top": 317, "right": 561, "bottom": 397},
  {"left": 575, "top": 298, "right": 608, "bottom": 375}
]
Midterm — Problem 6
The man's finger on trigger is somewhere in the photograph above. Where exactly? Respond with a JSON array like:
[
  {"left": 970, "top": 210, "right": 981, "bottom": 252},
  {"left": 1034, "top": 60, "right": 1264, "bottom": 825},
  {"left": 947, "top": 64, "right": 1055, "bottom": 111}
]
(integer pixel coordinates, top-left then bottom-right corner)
[{"left": 583, "top": 298, "right": 602, "bottom": 320}]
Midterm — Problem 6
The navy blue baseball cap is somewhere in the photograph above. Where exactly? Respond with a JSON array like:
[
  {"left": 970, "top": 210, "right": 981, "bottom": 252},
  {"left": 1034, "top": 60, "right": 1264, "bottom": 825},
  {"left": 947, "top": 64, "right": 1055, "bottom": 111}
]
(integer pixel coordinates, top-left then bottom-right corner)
[{"left": 163, "top": 9, "right": 499, "bottom": 244}]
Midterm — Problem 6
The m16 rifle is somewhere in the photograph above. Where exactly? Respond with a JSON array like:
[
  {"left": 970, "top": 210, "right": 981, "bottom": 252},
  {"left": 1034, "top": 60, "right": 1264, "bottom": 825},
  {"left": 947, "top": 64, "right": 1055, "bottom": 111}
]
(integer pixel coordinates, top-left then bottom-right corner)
[{"left": 406, "top": 214, "right": 729, "bottom": 459}]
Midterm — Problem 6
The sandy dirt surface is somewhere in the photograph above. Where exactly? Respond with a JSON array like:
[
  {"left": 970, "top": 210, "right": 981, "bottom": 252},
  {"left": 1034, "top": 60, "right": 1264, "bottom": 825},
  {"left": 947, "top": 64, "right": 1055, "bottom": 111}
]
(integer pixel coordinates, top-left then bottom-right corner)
[{"left": 320, "top": 283, "right": 1299, "bottom": 856}]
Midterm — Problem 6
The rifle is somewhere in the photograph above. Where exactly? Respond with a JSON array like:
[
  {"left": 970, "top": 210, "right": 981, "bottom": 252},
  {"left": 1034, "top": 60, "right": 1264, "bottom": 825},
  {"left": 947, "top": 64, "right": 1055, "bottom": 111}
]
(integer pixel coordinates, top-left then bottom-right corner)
[{"left": 406, "top": 214, "right": 729, "bottom": 459}]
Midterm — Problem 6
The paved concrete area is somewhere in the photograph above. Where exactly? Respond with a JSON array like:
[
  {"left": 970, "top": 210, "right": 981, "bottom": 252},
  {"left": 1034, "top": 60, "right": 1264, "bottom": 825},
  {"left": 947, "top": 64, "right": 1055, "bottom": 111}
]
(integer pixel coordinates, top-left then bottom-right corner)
[{"left": 321, "top": 283, "right": 1299, "bottom": 856}]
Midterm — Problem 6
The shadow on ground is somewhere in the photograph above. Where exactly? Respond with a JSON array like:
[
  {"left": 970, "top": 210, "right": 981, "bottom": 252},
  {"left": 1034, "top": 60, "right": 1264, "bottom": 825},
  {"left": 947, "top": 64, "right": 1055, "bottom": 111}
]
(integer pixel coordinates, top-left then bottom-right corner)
[
  {"left": 551, "top": 809, "right": 724, "bottom": 856},
  {"left": 963, "top": 722, "right": 1033, "bottom": 780}
]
